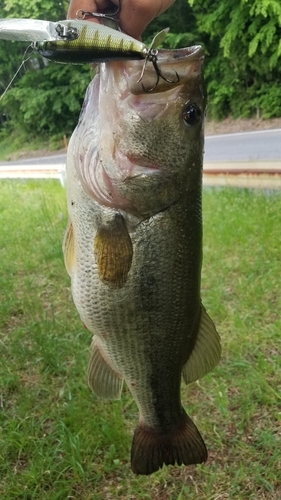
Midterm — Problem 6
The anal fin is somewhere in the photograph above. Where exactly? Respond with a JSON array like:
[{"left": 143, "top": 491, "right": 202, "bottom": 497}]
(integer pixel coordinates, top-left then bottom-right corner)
[
  {"left": 87, "top": 338, "right": 124, "bottom": 399},
  {"left": 182, "top": 305, "right": 221, "bottom": 384}
]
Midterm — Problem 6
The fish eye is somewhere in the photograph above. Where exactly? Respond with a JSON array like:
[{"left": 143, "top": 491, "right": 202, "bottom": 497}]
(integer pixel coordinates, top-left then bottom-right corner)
[{"left": 182, "top": 103, "right": 201, "bottom": 126}]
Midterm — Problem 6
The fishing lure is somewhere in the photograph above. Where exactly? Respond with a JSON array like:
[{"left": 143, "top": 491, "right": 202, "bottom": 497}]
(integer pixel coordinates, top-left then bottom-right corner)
[{"left": 0, "top": 18, "right": 178, "bottom": 91}]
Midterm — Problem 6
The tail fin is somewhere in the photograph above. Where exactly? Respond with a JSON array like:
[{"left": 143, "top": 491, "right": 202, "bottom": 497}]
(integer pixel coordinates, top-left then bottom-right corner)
[{"left": 131, "top": 410, "right": 207, "bottom": 475}]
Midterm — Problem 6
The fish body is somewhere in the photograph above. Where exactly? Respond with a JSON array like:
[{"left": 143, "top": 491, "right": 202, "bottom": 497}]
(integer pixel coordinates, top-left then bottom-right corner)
[{"left": 63, "top": 47, "right": 221, "bottom": 475}]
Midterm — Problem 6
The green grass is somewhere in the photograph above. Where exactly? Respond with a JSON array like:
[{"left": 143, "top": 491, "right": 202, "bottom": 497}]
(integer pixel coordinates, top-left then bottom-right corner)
[{"left": 0, "top": 181, "right": 280, "bottom": 499}]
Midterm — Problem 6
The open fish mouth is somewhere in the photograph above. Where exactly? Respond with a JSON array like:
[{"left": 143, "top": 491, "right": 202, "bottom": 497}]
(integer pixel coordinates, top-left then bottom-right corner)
[{"left": 125, "top": 45, "right": 205, "bottom": 95}]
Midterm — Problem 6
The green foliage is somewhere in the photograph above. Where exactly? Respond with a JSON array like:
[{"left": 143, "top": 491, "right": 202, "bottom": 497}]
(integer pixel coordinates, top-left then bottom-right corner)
[
  {"left": 0, "top": 41, "right": 25, "bottom": 95},
  {"left": 0, "top": 0, "right": 91, "bottom": 144},
  {"left": 3, "top": 0, "right": 68, "bottom": 21},
  {"left": 143, "top": 0, "right": 198, "bottom": 48},
  {"left": 189, "top": 0, "right": 281, "bottom": 118},
  {"left": 2, "top": 61, "right": 90, "bottom": 138},
  {"left": 252, "top": 83, "right": 281, "bottom": 118}
]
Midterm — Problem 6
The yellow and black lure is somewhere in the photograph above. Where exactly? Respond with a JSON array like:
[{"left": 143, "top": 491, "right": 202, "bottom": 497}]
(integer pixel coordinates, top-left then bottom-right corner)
[
  {"left": 0, "top": 16, "right": 177, "bottom": 91},
  {"left": 37, "top": 19, "right": 159, "bottom": 64}
]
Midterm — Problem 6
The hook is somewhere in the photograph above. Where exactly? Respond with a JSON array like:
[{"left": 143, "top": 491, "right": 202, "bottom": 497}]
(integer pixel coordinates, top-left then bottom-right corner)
[
  {"left": 138, "top": 49, "right": 180, "bottom": 93},
  {"left": 136, "top": 29, "right": 179, "bottom": 92},
  {"left": 76, "top": 0, "right": 122, "bottom": 29}
]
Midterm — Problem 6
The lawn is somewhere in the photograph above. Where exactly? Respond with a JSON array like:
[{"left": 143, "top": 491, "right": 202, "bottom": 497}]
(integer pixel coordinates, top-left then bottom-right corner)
[{"left": 0, "top": 180, "right": 280, "bottom": 499}]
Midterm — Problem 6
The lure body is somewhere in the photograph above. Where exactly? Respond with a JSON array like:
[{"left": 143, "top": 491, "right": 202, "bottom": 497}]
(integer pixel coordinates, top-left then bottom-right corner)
[
  {"left": 36, "top": 20, "right": 147, "bottom": 64},
  {"left": 0, "top": 18, "right": 148, "bottom": 64}
]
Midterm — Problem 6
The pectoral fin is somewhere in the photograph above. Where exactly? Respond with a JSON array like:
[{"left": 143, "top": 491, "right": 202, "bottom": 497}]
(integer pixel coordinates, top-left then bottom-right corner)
[
  {"left": 94, "top": 213, "right": 133, "bottom": 288},
  {"left": 87, "top": 338, "right": 124, "bottom": 399},
  {"left": 182, "top": 305, "right": 221, "bottom": 384},
  {"left": 62, "top": 221, "right": 75, "bottom": 276}
]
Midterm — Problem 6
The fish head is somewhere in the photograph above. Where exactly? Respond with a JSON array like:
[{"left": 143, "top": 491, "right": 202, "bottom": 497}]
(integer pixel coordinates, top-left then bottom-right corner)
[{"left": 71, "top": 46, "right": 206, "bottom": 219}]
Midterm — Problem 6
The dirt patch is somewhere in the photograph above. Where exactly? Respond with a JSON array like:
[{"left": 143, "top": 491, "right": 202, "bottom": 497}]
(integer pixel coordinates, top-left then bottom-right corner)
[{"left": 205, "top": 117, "right": 281, "bottom": 135}]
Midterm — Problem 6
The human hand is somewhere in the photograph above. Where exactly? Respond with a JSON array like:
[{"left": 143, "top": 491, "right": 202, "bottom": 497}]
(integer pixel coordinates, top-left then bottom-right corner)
[{"left": 67, "top": 0, "right": 175, "bottom": 39}]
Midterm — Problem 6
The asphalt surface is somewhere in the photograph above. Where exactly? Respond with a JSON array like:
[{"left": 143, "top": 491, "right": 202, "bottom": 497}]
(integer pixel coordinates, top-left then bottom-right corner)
[
  {"left": 0, "top": 129, "right": 280, "bottom": 166},
  {"left": 0, "top": 153, "right": 67, "bottom": 166},
  {"left": 205, "top": 129, "right": 281, "bottom": 162}
]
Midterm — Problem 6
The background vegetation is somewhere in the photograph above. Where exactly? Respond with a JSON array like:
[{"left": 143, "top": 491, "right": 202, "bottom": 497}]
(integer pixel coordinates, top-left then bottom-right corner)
[
  {"left": 0, "top": 0, "right": 280, "bottom": 149},
  {"left": 0, "top": 181, "right": 280, "bottom": 498}
]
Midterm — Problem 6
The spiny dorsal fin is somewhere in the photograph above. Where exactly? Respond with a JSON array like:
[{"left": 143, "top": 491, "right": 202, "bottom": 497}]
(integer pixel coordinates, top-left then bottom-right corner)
[
  {"left": 87, "top": 337, "right": 124, "bottom": 399},
  {"left": 62, "top": 220, "right": 75, "bottom": 276},
  {"left": 94, "top": 213, "right": 133, "bottom": 288},
  {"left": 182, "top": 305, "right": 221, "bottom": 384}
]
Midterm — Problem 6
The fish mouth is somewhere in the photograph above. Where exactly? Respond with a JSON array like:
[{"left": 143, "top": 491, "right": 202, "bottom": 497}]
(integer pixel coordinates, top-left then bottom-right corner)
[
  {"left": 125, "top": 45, "right": 205, "bottom": 95},
  {"left": 101, "top": 45, "right": 204, "bottom": 99}
]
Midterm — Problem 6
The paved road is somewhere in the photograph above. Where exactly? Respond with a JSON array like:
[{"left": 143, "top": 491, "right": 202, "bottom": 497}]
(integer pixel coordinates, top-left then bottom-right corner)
[
  {"left": 0, "top": 129, "right": 280, "bottom": 166},
  {"left": 205, "top": 128, "right": 281, "bottom": 162},
  {"left": 0, "top": 152, "right": 67, "bottom": 166}
]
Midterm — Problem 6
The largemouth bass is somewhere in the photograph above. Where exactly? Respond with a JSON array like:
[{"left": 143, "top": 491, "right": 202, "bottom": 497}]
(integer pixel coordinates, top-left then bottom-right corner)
[{"left": 63, "top": 46, "right": 221, "bottom": 475}]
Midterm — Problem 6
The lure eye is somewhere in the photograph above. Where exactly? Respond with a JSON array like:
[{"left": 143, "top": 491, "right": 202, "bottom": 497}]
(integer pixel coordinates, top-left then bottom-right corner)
[{"left": 182, "top": 103, "right": 201, "bottom": 126}]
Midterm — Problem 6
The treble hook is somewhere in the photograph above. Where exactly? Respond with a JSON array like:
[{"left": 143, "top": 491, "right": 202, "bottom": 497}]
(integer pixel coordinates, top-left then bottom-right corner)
[
  {"left": 137, "top": 49, "right": 180, "bottom": 93},
  {"left": 136, "top": 29, "right": 180, "bottom": 92},
  {"left": 76, "top": 0, "right": 122, "bottom": 30}
]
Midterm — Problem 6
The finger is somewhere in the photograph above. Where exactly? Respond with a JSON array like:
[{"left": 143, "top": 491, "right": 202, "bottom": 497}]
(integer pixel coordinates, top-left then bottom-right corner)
[
  {"left": 67, "top": 0, "right": 175, "bottom": 38},
  {"left": 67, "top": 0, "right": 110, "bottom": 19},
  {"left": 118, "top": 0, "right": 175, "bottom": 39}
]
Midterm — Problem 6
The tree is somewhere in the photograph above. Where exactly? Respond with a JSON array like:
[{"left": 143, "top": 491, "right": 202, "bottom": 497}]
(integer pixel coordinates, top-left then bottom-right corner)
[
  {"left": 189, "top": 0, "right": 281, "bottom": 118},
  {"left": 0, "top": 0, "right": 91, "bottom": 143},
  {"left": 143, "top": 0, "right": 199, "bottom": 49},
  {"left": 3, "top": 0, "right": 68, "bottom": 22}
]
